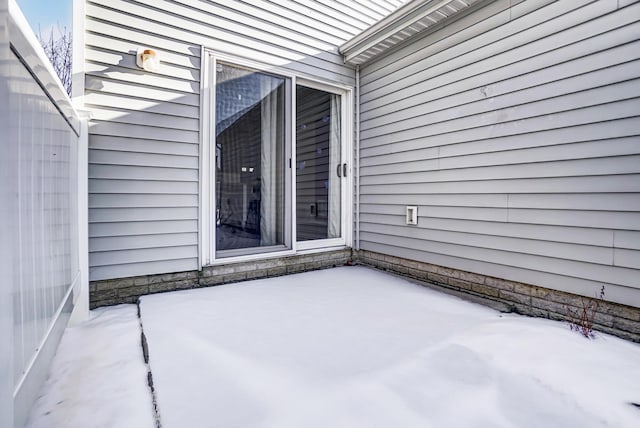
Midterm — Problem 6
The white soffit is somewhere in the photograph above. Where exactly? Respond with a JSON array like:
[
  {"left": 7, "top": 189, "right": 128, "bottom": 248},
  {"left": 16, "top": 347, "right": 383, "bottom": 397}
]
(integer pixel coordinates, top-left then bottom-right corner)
[{"left": 340, "top": 0, "right": 485, "bottom": 65}]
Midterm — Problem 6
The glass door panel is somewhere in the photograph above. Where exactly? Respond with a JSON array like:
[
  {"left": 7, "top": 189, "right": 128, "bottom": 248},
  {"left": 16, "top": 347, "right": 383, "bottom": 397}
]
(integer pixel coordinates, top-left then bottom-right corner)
[
  {"left": 215, "top": 63, "right": 288, "bottom": 255},
  {"left": 296, "top": 86, "right": 342, "bottom": 242}
]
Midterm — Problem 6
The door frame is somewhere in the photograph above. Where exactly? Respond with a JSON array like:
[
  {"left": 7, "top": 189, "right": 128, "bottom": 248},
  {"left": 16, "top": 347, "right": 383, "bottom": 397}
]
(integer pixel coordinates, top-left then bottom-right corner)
[
  {"left": 294, "top": 78, "right": 352, "bottom": 251},
  {"left": 199, "top": 49, "right": 353, "bottom": 267}
]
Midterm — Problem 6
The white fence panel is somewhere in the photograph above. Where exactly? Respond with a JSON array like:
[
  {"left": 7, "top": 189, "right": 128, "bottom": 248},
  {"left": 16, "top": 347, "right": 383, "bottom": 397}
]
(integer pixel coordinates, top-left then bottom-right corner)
[{"left": 1, "top": 1, "right": 87, "bottom": 427}]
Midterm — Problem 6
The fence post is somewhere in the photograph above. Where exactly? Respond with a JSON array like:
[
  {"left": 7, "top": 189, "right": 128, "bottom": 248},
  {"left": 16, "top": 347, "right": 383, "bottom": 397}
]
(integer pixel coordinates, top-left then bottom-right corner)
[{"left": 70, "top": 115, "right": 90, "bottom": 325}]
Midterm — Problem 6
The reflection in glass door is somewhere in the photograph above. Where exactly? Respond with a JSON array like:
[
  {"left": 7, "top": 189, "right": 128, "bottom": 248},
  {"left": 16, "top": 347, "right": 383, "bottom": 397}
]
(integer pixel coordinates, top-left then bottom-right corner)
[
  {"left": 215, "top": 63, "right": 288, "bottom": 255},
  {"left": 296, "top": 86, "right": 342, "bottom": 242}
]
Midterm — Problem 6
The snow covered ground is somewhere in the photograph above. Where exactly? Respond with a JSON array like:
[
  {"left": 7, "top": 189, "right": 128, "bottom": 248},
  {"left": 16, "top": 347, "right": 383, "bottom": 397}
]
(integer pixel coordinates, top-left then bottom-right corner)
[
  {"left": 25, "top": 305, "right": 155, "bottom": 428},
  {"left": 27, "top": 266, "right": 640, "bottom": 428},
  {"left": 139, "top": 266, "right": 640, "bottom": 428}
]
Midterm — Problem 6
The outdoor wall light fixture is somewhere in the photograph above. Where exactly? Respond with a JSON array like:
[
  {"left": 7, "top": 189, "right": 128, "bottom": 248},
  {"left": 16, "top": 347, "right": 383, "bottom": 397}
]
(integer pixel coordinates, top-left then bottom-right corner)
[{"left": 136, "top": 48, "right": 160, "bottom": 72}]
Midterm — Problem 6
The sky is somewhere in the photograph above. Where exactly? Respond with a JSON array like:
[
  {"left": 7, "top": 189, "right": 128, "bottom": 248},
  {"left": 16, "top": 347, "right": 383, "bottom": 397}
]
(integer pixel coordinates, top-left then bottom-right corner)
[{"left": 17, "top": 0, "right": 72, "bottom": 38}]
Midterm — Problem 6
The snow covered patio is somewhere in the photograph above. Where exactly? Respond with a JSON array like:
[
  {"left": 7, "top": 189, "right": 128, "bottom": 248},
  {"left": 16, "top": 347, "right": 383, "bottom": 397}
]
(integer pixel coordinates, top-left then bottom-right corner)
[{"left": 27, "top": 266, "right": 640, "bottom": 428}]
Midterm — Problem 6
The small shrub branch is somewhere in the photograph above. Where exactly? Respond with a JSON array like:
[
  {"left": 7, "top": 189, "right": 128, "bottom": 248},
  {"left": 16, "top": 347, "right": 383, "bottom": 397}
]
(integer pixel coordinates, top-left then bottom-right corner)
[{"left": 564, "top": 285, "right": 606, "bottom": 338}]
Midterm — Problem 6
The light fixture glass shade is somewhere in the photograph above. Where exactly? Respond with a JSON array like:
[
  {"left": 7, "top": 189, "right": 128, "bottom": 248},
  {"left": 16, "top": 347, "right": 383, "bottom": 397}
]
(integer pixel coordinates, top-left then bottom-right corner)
[{"left": 136, "top": 48, "right": 160, "bottom": 72}]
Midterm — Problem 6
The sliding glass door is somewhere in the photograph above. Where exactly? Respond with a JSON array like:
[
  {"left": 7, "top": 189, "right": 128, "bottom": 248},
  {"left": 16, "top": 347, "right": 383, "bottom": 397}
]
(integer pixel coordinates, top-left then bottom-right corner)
[
  {"left": 295, "top": 85, "right": 343, "bottom": 246},
  {"left": 207, "top": 56, "right": 349, "bottom": 262},
  {"left": 214, "top": 63, "right": 289, "bottom": 256}
]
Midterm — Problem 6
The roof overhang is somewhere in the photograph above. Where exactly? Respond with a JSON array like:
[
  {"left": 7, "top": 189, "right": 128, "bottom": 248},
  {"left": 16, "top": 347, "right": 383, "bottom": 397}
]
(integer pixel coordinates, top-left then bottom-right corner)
[{"left": 340, "top": 0, "right": 486, "bottom": 66}]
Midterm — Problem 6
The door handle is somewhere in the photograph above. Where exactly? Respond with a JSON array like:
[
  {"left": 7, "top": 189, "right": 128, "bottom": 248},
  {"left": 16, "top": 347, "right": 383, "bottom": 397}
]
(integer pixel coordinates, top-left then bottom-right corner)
[
  {"left": 343, "top": 163, "right": 347, "bottom": 177},
  {"left": 337, "top": 164, "right": 342, "bottom": 178}
]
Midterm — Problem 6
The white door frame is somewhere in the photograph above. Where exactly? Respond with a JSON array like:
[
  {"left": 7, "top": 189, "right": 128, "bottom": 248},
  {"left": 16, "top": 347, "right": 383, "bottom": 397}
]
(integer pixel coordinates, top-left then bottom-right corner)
[
  {"left": 294, "top": 78, "right": 352, "bottom": 252},
  {"left": 199, "top": 49, "right": 353, "bottom": 267}
]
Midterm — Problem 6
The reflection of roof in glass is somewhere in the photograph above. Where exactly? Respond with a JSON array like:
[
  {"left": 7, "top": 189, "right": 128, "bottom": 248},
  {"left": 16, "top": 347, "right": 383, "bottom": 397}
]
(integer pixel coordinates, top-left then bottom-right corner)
[{"left": 215, "top": 69, "right": 284, "bottom": 135}]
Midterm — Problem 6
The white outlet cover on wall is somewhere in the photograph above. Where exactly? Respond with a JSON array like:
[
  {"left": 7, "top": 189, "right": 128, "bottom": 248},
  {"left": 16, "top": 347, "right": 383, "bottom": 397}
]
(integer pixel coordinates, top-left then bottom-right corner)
[{"left": 406, "top": 205, "right": 418, "bottom": 225}]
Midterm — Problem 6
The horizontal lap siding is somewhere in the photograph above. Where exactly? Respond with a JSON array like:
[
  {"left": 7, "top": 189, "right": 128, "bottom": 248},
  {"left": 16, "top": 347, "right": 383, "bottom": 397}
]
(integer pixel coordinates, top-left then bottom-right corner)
[
  {"left": 85, "top": 0, "right": 405, "bottom": 280},
  {"left": 358, "top": 0, "right": 640, "bottom": 307}
]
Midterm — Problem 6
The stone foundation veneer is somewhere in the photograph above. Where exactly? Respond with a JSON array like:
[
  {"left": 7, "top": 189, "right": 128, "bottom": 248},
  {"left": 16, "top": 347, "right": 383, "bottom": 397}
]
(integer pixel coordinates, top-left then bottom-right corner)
[
  {"left": 355, "top": 250, "right": 640, "bottom": 343},
  {"left": 89, "top": 249, "right": 352, "bottom": 309},
  {"left": 90, "top": 248, "right": 640, "bottom": 342}
]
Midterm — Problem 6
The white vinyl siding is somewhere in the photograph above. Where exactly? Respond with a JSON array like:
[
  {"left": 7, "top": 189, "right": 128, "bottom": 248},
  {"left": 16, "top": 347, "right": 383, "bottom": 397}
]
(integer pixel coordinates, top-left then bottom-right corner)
[
  {"left": 357, "top": 0, "right": 640, "bottom": 307},
  {"left": 85, "top": 0, "right": 405, "bottom": 280}
]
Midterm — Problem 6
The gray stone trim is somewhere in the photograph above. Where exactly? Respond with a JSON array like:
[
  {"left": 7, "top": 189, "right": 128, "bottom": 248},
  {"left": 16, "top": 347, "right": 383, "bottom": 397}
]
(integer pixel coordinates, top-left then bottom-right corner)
[
  {"left": 91, "top": 247, "right": 640, "bottom": 342},
  {"left": 90, "top": 249, "right": 352, "bottom": 309},
  {"left": 354, "top": 250, "right": 640, "bottom": 343}
]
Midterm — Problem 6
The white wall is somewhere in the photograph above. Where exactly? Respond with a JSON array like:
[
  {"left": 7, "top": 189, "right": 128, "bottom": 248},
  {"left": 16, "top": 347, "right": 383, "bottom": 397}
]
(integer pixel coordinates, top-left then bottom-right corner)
[{"left": 358, "top": 0, "right": 640, "bottom": 307}]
